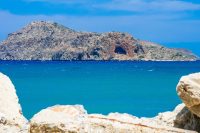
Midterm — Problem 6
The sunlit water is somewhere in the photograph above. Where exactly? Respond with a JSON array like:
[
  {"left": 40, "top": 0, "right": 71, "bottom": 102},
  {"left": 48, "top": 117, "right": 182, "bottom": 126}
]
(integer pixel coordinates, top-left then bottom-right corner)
[{"left": 0, "top": 61, "right": 200, "bottom": 119}]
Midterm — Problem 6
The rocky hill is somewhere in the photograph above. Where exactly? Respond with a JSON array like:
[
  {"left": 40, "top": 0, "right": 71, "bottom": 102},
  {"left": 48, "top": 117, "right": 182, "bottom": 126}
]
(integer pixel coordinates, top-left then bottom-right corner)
[{"left": 0, "top": 21, "right": 198, "bottom": 61}]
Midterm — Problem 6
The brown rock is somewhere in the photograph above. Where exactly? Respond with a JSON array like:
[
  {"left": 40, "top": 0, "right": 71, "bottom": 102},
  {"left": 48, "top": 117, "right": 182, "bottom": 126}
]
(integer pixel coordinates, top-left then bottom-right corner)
[{"left": 177, "top": 73, "right": 200, "bottom": 117}]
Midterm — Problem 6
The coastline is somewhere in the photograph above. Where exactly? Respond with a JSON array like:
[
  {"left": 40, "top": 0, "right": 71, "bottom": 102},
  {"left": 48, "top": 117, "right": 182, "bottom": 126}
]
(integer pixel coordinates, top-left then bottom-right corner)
[
  {"left": 1, "top": 72, "right": 200, "bottom": 132},
  {"left": 0, "top": 59, "right": 199, "bottom": 62},
  {"left": 1, "top": 1, "right": 200, "bottom": 133}
]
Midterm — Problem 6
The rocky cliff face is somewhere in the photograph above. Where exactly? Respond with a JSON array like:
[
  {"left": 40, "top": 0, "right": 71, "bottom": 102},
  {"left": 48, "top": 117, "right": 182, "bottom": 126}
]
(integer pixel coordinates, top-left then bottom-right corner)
[{"left": 0, "top": 21, "right": 198, "bottom": 61}]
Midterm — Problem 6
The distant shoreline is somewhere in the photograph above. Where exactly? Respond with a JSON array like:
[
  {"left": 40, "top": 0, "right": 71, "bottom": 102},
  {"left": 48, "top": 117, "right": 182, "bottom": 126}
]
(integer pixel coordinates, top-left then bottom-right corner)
[{"left": 0, "top": 60, "right": 199, "bottom": 62}]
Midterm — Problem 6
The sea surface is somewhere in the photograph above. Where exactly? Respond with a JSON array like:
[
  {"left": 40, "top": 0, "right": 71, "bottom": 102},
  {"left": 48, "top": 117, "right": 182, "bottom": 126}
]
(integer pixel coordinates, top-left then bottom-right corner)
[{"left": 0, "top": 61, "right": 200, "bottom": 119}]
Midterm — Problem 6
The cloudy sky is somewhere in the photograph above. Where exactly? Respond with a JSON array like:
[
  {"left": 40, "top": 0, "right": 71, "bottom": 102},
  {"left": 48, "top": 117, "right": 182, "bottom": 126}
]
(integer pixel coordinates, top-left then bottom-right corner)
[{"left": 0, "top": 0, "right": 200, "bottom": 55}]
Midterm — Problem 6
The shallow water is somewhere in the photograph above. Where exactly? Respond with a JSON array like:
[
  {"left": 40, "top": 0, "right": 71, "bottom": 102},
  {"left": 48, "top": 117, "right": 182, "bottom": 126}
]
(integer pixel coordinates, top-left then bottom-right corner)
[{"left": 0, "top": 61, "right": 200, "bottom": 119}]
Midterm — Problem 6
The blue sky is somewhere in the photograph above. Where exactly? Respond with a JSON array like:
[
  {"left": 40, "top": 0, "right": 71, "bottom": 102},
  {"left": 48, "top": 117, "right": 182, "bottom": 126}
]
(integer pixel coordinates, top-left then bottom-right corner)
[{"left": 0, "top": 0, "right": 200, "bottom": 55}]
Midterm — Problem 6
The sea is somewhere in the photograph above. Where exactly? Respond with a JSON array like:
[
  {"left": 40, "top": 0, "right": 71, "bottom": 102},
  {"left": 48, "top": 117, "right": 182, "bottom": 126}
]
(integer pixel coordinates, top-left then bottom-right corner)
[{"left": 0, "top": 61, "right": 200, "bottom": 119}]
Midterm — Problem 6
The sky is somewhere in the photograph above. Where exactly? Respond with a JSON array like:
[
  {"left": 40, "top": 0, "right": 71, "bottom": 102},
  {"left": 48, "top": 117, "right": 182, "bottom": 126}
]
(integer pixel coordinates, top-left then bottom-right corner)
[{"left": 0, "top": 0, "right": 200, "bottom": 55}]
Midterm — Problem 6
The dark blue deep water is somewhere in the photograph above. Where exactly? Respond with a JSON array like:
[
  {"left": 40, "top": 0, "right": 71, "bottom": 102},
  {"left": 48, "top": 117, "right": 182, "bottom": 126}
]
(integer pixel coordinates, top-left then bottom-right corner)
[{"left": 0, "top": 61, "right": 200, "bottom": 119}]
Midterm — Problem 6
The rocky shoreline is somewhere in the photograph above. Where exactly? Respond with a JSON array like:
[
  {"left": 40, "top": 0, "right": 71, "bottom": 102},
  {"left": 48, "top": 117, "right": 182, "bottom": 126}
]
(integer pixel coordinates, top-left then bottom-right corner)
[
  {"left": 0, "top": 21, "right": 198, "bottom": 61},
  {"left": 1, "top": 72, "right": 200, "bottom": 133}
]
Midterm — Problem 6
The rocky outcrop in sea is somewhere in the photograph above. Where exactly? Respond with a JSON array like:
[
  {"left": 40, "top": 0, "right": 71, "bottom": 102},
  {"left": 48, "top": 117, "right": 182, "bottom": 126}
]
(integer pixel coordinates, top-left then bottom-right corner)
[
  {"left": 1, "top": 72, "right": 200, "bottom": 132},
  {"left": 0, "top": 21, "right": 198, "bottom": 61}
]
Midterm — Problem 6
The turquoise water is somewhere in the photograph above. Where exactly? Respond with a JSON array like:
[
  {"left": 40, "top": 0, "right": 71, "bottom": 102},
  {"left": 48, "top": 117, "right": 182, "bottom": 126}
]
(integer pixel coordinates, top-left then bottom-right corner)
[{"left": 0, "top": 61, "right": 200, "bottom": 119}]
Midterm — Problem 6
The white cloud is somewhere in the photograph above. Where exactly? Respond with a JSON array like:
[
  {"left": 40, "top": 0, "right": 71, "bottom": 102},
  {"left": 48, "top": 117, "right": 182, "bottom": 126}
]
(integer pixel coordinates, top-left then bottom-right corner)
[
  {"left": 23, "top": 0, "right": 200, "bottom": 12},
  {"left": 23, "top": 0, "right": 89, "bottom": 4},
  {"left": 94, "top": 0, "right": 200, "bottom": 12},
  {"left": 0, "top": 10, "right": 200, "bottom": 43}
]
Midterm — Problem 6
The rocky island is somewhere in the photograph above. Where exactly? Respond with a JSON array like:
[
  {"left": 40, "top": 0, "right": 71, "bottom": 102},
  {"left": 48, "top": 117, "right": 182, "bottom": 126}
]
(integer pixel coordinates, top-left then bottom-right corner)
[
  {"left": 1, "top": 72, "right": 200, "bottom": 133},
  {"left": 0, "top": 21, "right": 198, "bottom": 61}
]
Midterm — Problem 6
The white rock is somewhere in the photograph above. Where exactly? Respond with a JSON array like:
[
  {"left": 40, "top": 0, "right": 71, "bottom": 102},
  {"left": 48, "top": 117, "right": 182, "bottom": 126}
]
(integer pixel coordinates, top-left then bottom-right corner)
[
  {"left": 30, "top": 105, "right": 87, "bottom": 132},
  {"left": 177, "top": 73, "right": 200, "bottom": 117},
  {"left": 141, "top": 103, "right": 200, "bottom": 132},
  {"left": 0, "top": 73, "right": 28, "bottom": 133},
  {"left": 30, "top": 105, "right": 196, "bottom": 133}
]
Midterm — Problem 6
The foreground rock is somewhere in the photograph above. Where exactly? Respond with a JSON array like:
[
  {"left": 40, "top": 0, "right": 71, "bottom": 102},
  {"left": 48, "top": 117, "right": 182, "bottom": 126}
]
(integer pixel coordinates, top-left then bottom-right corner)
[
  {"left": 0, "top": 21, "right": 198, "bottom": 61},
  {"left": 141, "top": 103, "right": 200, "bottom": 132},
  {"left": 30, "top": 105, "right": 196, "bottom": 133},
  {"left": 177, "top": 73, "right": 200, "bottom": 118},
  {"left": 0, "top": 73, "right": 28, "bottom": 132},
  {"left": 1, "top": 72, "right": 200, "bottom": 133}
]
